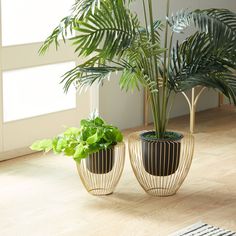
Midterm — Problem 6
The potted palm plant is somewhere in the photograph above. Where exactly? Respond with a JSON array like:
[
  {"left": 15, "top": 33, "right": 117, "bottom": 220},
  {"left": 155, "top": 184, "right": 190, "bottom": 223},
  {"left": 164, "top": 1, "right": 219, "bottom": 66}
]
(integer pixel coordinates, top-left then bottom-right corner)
[
  {"left": 31, "top": 115, "right": 125, "bottom": 195},
  {"left": 39, "top": 0, "right": 236, "bottom": 195}
]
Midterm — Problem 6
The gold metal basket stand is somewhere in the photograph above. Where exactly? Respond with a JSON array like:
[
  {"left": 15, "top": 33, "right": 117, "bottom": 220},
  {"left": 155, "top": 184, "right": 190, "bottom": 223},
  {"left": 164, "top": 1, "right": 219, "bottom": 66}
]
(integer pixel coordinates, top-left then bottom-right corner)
[
  {"left": 76, "top": 142, "right": 125, "bottom": 196},
  {"left": 128, "top": 131, "right": 194, "bottom": 197}
]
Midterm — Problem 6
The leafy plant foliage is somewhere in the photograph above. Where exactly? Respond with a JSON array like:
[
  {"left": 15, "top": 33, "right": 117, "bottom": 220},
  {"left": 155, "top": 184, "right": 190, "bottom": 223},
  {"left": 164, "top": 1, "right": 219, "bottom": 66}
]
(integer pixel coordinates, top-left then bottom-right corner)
[
  {"left": 40, "top": 0, "right": 236, "bottom": 138},
  {"left": 30, "top": 116, "right": 123, "bottom": 162}
]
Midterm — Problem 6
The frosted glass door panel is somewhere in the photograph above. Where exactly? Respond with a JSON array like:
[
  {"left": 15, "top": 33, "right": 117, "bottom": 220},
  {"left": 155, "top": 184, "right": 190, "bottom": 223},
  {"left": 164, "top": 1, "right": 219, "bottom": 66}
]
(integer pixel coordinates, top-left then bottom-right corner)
[
  {"left": 1, "top": 0, "right": 74, "bottom": 46},
  {"left": 3, "top": 62, "right": 76, "bottom": 122}
]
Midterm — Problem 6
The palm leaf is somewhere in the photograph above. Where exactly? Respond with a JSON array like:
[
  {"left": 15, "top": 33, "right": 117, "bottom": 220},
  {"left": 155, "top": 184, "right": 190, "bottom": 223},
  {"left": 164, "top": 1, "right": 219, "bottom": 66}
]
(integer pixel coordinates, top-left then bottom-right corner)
[
  {"left": 39, "top": 16, "right": 76, "bottom": 54},
  {"left": 62, "top": 65, "right": 123, "bottom": 93},
  {"left": 40, "top": 0, "right": 139, "bottom": 58},
  {"left": 168, "top": 8, "right": 236, "bottom": 42},
  {"left": 71, "top": 0, "right": 139, "bottom": 59},
  {"left": 204, "top": 8, "right": 236, "bottom": 35},
  {"left": 169, "top": 32, "right": 236, "bottom": 104},
  {"left": 118, "top": 32, "right": 164, "bottom": 93},
  {"left": 179, "top": 73, "right": 236, "bottom": 105},
  {"left": 72, "top": 0, "right": 135, "bottom": 19},
  {"left": 72, "top": 0, "right": 101, "bottom": 19}
]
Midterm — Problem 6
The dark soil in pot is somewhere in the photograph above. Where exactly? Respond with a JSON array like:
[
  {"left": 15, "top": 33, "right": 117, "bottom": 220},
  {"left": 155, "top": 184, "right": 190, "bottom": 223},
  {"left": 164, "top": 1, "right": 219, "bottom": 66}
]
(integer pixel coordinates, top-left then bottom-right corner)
[
  {"left": 140, "top": 131, "right": 183, "bottom": 176},
  {"left": 86, "top": 147, "right": 114, "bottom": 174}
]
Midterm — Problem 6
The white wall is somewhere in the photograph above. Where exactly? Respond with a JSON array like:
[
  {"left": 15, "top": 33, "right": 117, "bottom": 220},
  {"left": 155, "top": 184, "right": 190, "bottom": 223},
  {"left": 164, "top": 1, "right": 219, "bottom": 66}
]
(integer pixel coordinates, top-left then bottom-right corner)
[
  {"left": 99, "top": 74, "right": 144, "bottom": 130},
  {"left": 99, "top": 0, "right": 236, "bottom": 129}
]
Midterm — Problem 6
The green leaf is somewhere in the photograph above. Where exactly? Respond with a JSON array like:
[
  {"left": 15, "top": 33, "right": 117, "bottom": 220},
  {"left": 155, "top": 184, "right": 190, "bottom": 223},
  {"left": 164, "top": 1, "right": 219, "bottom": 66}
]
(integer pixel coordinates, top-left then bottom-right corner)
[
  {"left": 55, "top": 138, "right": 67, "bottom": 152},
  {"left": 31, "top": 113, "right": 122, "bottom": 161},
  {"left": 74, "top": 143, "right": 88, "bottom": 159},
  {"left": 116, "top": 132, "right": 123, "bottom": 142},
  {"left": 80, "top": 119, "right": 91, "bottom": 127},
  {"left": 52, "top": 137, "right": 60, "bottom": 154},
  {"left": 94, "top": 117, "right": 104, "bottom": 126},
  {"left": 86, "top": 131, "right": 99, "bottom": 144},
  {"left": 63, "top": 127, "right": 80, "bottom": 136},
  {"left": 104, "top": 129, "right": 116, "bottom": 141},
  {"left": 30, "top": 139, "right": 53, "bottom": 152},
  {"left": 64, "top": 146, "right": 76, "bottom": 156}
]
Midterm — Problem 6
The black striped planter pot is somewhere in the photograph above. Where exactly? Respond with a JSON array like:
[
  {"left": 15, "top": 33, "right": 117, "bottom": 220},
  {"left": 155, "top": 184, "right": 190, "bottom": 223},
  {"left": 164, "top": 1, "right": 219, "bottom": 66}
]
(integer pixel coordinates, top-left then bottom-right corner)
[
  {"left": 86, "top": 147, "right": 114, "bottom": 174},
  {"left": 140, "top": 131, "right": 183, "bottom": 176}
]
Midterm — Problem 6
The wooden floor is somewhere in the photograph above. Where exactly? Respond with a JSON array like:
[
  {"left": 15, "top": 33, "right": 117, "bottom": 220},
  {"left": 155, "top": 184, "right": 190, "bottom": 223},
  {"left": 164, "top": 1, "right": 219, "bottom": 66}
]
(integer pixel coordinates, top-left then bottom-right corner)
[{"left": 0, "top": 106, "right": 236, "bottom": 236}]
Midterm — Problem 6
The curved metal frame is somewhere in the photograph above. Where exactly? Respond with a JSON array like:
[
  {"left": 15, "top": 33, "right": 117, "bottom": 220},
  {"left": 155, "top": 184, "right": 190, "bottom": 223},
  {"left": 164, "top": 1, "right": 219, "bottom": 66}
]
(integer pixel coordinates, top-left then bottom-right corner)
[
  {"left": 181, "top": 87, "right": 206, "bottom": 133},
  {"left": 76, "top": 142, "right": 125, "bottom": 196},
  {"left": 128, "top": 131, "right": 194, "bottom": 196}
]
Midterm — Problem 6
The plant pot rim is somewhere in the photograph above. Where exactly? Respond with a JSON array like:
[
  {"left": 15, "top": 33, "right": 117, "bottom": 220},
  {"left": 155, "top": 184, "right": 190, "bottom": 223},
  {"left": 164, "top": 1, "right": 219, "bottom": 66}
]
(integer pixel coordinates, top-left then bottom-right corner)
[
  {"left": 140, "top": 131, "right": 184, "bottom": 142},
  {"left": 88, "top": 145, "right": 115, "bottom": 155}
]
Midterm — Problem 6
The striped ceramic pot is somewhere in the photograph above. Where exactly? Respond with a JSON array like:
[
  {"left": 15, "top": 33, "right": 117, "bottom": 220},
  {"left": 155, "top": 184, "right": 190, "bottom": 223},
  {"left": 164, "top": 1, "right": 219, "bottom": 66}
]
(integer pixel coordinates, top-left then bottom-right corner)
[{"left": 140, "top": 131, "right": 183, "bottom": 176}]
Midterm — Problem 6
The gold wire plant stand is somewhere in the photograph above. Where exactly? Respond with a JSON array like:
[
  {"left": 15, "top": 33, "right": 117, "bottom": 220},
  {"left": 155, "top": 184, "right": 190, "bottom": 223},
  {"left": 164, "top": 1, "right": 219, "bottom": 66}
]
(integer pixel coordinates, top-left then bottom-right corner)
[
  {"left": 128, "top": 131, "right": 194, "bottom": 196},
  {"left": 76, "top": 142, "right": 125, "bottom": 196}
]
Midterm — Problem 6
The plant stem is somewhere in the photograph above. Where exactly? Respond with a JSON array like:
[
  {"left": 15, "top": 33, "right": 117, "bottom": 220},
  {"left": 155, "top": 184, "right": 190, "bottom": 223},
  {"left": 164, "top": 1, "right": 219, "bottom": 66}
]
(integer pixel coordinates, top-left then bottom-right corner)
[
  {"left": 163, "top": 0, "right": 171, "bottom": 70},
  {"left": 165, "top": 91, "right": 176, "bottom": 129},
  {"left": 142, "top": 0, "right": 149, "bottom": 36},
  {"left": 161, "top": 0, "right": 171, "bottom": 135},
  {"left": 161, "top": 31, "right": 173, "bottom": 133},
  {"left": 147, "top": 0, "right": 155, "bottom": 44},
  {"left": 147, "top": 0, "right": 161, "bottom": 135},
  {"left": 150, "top": 93, "right": 160, "bottom": 138},
  {"left": 167, "top": 32, "right": 174, "bottom": 74}
]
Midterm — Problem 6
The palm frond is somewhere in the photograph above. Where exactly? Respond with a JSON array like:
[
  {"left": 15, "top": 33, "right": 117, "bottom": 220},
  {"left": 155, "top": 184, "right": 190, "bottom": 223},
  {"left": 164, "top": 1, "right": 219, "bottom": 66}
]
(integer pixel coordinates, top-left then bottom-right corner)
[
  {"left": 168, "top": 8, "right": 236, "bottom": 41},
  {"left": 71, "top": 0, "right": 139, "bottom": 59},
  {"left": 119, "top": 69, "right": 143, "bottom": 91},
  {"left": 119, "top": 65, "right": 159, "bottom": 94},
  {"left": 62, "top": 65, "right": 123, "bottom": 93},
  {"left": 39, "top": 16, "right": 76, "bottom": 54},
  {"left": 72, "top": 0, "right": 101, "bottom": 19},
  {"left": 169, "top": 32, "right": 236, "bottom": 104},
  {"left": 203, "top": 8, "right": 236, "bottom": 36},
  {"left": 72, "top": 0, "right": 134, "bottom": 19},
  {"left": 117, "top": 32, "right": 164, "bottom": 93},
  {"left": 39, "top": 0, "right": 139, "bottom": 58},
  {"left": 168, "top": 9, "right": 192, "bottom": 33},
  {"left": 179, "top": 73, "right": 236, "bottom": 105},
  {"left": 59, "top": 0, "right": 166, "bottom": 95}
]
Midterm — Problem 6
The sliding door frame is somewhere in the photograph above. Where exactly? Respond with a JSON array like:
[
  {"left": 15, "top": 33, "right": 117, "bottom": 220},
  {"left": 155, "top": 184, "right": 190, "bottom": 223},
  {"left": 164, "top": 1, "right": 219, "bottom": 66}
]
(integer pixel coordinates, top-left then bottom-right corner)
[
  {"left": 0, "top": 0, "right": 95, "bottom": 160},
  {"left": 0, "top": 1, "right": 3, "bottom": 153}
]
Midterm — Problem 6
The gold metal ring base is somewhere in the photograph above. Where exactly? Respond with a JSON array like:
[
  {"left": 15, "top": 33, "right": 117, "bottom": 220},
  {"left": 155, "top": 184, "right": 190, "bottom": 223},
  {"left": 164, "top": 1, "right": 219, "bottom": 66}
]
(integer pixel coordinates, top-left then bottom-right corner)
[
  {"left": 88, "top": 188, "right": 113, "bottom": 196},
  {"left": 145, "top": 188, "right": 177, "bottom": 197}
]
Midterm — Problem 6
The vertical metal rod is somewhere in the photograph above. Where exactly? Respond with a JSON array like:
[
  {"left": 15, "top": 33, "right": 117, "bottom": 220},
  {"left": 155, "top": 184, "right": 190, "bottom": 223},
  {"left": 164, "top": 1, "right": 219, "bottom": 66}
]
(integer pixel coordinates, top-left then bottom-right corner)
[
  {"left": 218, "top": 93, "right": 224, "bottom": 107},
  {"left": 190, "top": 88, "right": 196, "bottom": 134}
]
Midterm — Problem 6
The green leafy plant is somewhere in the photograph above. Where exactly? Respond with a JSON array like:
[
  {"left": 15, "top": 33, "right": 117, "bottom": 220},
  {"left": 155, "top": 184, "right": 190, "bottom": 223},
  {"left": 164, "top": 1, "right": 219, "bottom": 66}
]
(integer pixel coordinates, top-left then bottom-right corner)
[
  {"left": 40, "top": 0, "right": 236, "bottom": 139},
  {"left": 30, "top": 116, "right": 123, "bottom": 162}
]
